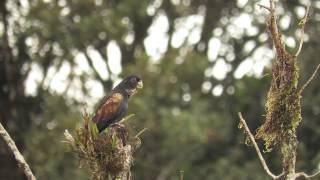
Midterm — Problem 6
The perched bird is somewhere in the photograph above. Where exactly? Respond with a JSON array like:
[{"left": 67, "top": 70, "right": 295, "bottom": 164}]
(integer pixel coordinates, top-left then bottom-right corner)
[{"left": 92, "top": 75, "right": 143, "bottom": 132}]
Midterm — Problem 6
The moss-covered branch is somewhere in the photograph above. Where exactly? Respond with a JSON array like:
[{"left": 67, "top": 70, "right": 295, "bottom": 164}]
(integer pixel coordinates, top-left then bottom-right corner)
[
  {"left": 255, "top": 0, "right": 302, "bottom": 151},
  {"left": 238, "top": 1, "right": 320, "bottom": 180},
  {"left": 63, "top": 113, "right": 144, "bottom": 180}
]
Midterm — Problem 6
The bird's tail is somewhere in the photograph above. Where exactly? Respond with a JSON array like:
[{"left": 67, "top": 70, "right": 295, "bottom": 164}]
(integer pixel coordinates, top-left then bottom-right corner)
[{"left": 96, "top": 121, "right": 112, "bottom": 133}]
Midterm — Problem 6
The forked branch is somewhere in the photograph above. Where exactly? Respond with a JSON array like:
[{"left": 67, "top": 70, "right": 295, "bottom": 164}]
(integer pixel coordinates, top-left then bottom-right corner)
[
  {"left": 238, "top": 113, "right": 283, "bottom": 179},
  {"left": 258, "top": 0, "right": 285, "bottom": 55}
]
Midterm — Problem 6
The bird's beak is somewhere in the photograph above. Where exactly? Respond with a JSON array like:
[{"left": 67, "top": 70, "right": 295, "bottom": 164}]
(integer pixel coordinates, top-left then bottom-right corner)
[{"left": 137, "top": 80, "right": 143, "bottom": 89}]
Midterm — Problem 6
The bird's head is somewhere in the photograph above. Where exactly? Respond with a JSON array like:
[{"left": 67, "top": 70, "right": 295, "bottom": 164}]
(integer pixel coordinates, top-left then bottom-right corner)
[{"left": 113, "top": 75, "right": 143, "bottom": 97}]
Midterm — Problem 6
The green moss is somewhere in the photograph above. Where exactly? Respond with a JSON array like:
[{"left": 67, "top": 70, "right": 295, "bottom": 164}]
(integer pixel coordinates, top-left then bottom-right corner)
[
  {"left": 63, "top": 113, "right": 141, "bottom": 180},
  {"left": 256, "top": 53, "right": 302, "bottom": 151}
]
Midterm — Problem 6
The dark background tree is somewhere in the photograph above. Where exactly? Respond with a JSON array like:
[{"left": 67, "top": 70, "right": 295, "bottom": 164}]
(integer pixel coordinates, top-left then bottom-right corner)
[{"left": 0, "top": 0, "right": 319, "bottom": 179}]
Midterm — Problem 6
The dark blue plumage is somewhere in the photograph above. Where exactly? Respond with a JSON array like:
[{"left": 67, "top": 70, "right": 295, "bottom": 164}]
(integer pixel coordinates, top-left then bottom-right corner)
[{"left": 92, "top": 75, "right": 143, "bottom": 132}]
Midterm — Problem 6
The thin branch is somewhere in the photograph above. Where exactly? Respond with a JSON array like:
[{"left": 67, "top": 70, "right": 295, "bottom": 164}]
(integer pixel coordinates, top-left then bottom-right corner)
[
  {"left": 119, "top": 114, "right": 135, "bottom": 124},
  {"left": 258, "top": 4, "right": 272, "bottom": 12},
  {"left": 300, "top": 63, "right": 320, "bottom": 94},
  {"left": 295, "top": 6, "right": 310, "bottom": 57},
  {"left": 0, "top": 122, "right": 36, "bottom": 180},
  {"left": 295, "top": 170, "right": 320, "bottom": 179},
  {"left": 238, "top": 112, "right": 283, "bottom": 179},
  {"left": 135, "top": 128, "right": 148, "bottom": 138},
  {"left": 258, "top": 0, "right": 274, "bottom": 12},
  {"left": 259, "top": 0, "right": 286, "bottom": 56}
]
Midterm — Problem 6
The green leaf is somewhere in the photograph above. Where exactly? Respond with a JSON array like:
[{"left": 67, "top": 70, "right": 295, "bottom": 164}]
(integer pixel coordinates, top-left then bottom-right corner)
[
  {"left": 89, "top": 122, "right": 99, "bottom": 140},
  {"left": 111, "top": 134, "right": 119, "bottom": 150}
]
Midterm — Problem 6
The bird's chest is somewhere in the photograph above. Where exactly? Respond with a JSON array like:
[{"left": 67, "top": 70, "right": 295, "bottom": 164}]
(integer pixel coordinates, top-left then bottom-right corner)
[{"left": 118, "top": 99, "right": 128, "bottom": 117}]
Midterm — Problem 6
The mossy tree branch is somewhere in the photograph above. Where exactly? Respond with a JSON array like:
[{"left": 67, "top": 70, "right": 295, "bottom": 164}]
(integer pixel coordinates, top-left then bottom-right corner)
[
  {"left": 238, "top": 1, "right": 320, "bottom": 180},
  {"left": 63, "top": 113, "right": 144, "bottom": 180}
]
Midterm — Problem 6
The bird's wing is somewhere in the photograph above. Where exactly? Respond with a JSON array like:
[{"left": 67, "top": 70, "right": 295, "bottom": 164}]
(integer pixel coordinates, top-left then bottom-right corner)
[{"left": 92, "top": 92, "right": 123, "bottom": 123}]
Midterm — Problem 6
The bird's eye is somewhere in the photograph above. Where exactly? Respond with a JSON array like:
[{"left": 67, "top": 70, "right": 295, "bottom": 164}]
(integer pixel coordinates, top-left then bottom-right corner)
[{"left": 130, "top": 77, "right": 137, "bottom": 83}]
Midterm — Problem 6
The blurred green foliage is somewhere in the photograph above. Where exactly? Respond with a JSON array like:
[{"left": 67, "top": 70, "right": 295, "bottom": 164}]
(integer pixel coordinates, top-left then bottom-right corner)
[{"left": 0, "top": 0, "right": 320, "bottom": 179}]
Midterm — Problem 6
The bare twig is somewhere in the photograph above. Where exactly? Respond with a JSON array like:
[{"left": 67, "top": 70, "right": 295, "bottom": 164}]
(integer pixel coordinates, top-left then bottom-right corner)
[
  {"left": 259, "top": 0, "right": 286, "bottom": 56},
  {"left": 295, "top": 6, "right": 310, "bottom": 57},
  {"left": 238, "top": 112, "right": 283, "bottom": 179},
  {"left": 119, "top": 114, "right": 135, "bottom": 124},
  {"left": 300, "top": 63, "right": 320, "bottom": 94},
  {"left": 135, "top": 128, "right": 148, "bottom": 138},
  {"left": 258, "top": 4, "right": 272, "bottom": 12},
  {"left": 295, "top": 170, "right": 320, "bottom": 179},
  {"left": 0, "top": 122, "right": 36, "bottom": 180},
  {"left": 258, "top": 0, "right": 274, "bottom": 12}
]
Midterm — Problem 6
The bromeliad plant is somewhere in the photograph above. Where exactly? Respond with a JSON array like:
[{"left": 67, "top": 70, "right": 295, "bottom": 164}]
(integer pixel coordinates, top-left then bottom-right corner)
[{"left": 63, "top": 112, "right": 145, "bottom": 180}]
